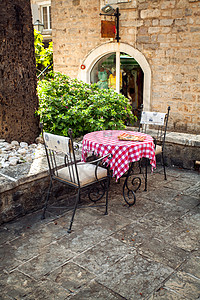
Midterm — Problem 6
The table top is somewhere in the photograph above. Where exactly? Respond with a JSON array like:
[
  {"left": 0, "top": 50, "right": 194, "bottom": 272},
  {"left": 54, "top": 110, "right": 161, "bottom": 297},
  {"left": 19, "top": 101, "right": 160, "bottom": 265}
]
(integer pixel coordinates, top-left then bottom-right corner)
[{"left": 82, "top": 130, "right": 156, "bottom": 180}]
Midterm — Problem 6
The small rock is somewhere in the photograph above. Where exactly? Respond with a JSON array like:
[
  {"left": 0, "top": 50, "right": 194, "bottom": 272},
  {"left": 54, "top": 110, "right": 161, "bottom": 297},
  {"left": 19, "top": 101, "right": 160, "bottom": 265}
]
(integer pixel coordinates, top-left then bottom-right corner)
[
  {"left": 9, "top": 158, "right": 18, "bottom": 166},
  {"left": 18, "top": 148, "right": 27, "bottom": 155},
  {"left": 20, "top": 142, "right": 28, "bottom": 149},
  {"left": 1, "top": 154, "right": 9, "bottom": 160},
  {"left": 35, "top": 136, "right": 44, "bottom": 144},
  {"left": 29, "top": 143, "right": 37, "bottom": 149},
  {"left": 26, "top": 155, "right": 33, "bottom": 163},
  {"left": 0, "top": 143, "right": 8, "bottom": 149},
  {"left": 5, "top": 144, "right": 13, "bottom": 151},
  {"left": 2, "top": 161, "right": 10, "bottom": 168},
  {"left": 0, "top": 157, "right": 6, "bottom": 164},
  {"left": 37, "top": 144, "right": 45, "bottom": 150},
  {"left": 11, "top": 141, "right": 19, "bottom": 147}
]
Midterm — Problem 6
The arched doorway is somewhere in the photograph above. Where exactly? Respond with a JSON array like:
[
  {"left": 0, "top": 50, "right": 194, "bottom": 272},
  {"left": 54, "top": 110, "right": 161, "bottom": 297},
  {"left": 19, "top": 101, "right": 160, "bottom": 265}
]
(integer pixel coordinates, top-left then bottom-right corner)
[{"left": 78, "top": 42, "right": 151, "bottom": 111}]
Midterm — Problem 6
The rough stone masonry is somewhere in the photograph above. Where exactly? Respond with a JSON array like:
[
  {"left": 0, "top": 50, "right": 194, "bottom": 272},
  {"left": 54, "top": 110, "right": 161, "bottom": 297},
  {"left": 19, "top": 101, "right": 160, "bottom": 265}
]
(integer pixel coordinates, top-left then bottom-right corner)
[{"left": 51, "top": 0, "right": 200, "bottom": 134}]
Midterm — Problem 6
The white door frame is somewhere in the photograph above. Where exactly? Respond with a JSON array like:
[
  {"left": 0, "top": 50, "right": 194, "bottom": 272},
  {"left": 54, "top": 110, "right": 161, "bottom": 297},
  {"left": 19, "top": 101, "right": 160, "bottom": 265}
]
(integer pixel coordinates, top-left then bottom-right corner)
[{"left": 78, "top": 42, "right": 151, "bottom": 111}]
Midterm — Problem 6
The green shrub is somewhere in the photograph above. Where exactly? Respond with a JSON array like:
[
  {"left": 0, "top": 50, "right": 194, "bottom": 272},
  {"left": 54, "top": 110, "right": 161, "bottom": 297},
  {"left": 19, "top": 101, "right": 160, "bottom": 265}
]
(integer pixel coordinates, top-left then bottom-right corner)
[
  {"left": 34, "top": 29, "right": 53, "bottom": 77},
  {"left": 37, "top": 72, "right": 137, "bottom": 137}
]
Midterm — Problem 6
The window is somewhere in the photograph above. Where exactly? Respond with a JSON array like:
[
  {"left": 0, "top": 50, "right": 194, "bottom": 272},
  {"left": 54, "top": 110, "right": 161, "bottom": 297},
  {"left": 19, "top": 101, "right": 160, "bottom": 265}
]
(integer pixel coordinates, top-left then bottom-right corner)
[
  {"left": 90, "top": 52, "right": 143, "bottom": 111},
  {"left": 41, "top": 5, "right": 51, "bottom": 30}
]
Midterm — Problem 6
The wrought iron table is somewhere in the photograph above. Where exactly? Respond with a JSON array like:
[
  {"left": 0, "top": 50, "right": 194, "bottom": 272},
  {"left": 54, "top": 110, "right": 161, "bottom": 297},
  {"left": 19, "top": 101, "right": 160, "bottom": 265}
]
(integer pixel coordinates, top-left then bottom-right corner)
[{"left": 81, "top": 130, "right": 156, "bottom": 205}]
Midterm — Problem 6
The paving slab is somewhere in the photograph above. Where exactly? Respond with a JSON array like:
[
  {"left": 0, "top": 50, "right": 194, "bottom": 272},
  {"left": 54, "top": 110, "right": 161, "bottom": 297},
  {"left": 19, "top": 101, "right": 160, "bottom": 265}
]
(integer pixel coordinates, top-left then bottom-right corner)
[
  {"left": 142, "top": 186, "right": 182, "bottom": 205},
  {"left": 107, "top": 195, "right": 159, "bottom": 221},
  {"left": 180, "top": 205, "right": 200, "bottom": 227},
  {"left": 17, "top": 241, "right": 76, "bottom": 279},
  {"left": 57, "top": 224, "right": 113, "bottom": 254},
  {"left": 0, "top": 270, "right": 70, "bottom": 300},
  {"left": 139, "top": 201, "right": 188, "bottom": 231},
  {"left": 48, "top": 261, "right": 95, "bottom": 295},
  {"left": 137, "top": 237, "right": 189, "bottom": 270},
  {"left": 112, "top": 221, "right": 189, "bottom": 270},
  {"left": 0, "top": 244, "right": 22, "bottom": 272},
  {"left": 179, "top": 250, "right": 200, "bottom": 279},
  {"left": 182, "top": 181, "right": 200, "bottom": 198},
  {"left": 0, "top": 270, "right": 36, "bottom": 299},
  {"left": 163, "top": 178, "right": 194, "bottom": 192},
  {"left": 148, "top": 287, "right": 187, "bottom": 299},
  {"left": 96, "top": 253, "right": 174, "bottom": 300},
  {"left": 164, "top": 270, "right": 200, "bottom": 300},
  {"left": 73, "top": 236, "right": 135, "bottom": 276},
  {"left": 68, "top": 280, "right": 125, "bottom": 299},
  {"left": 161, "top": 219, "right": 199, "bottom": 252},
  {"left": 170, "top": 193, "right": 200, "bottom": 210}
]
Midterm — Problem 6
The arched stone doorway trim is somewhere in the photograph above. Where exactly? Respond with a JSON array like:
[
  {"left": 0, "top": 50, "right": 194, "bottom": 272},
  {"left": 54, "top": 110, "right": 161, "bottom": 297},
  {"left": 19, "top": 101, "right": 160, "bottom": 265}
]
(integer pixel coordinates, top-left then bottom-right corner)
[{"left": 78, "top": 42, "right": 151, "bottom": 111}]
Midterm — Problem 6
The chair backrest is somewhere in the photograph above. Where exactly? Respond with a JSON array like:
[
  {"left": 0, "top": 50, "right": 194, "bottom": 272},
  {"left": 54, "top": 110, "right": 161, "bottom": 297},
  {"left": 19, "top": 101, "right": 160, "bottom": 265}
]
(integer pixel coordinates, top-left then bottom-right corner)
[
  {"left": 43, "top": 132, "right": 71, "bottom": 154},
  {"left": 42, "top": 127, "right": 81, "bottom": 186},
  {"left": 138, "top": 106, "right": 170, "bottom": 147}
]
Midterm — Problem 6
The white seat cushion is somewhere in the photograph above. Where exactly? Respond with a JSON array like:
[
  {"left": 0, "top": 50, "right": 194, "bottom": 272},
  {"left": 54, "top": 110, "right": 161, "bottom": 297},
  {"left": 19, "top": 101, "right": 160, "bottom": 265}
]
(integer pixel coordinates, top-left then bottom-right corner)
[
  {"left": 56, "top": 163, "right": 107, "bottom": 186},
  {"left": 155, "top": 145, "right": 162, "bottom": 155}
]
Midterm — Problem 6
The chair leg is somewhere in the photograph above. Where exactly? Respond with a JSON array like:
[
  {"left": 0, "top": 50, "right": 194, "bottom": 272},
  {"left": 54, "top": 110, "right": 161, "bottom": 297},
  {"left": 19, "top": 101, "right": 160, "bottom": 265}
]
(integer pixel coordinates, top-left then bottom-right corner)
[
  {"left": 67, "top": 189, "right": 81, "bottom": 233},
  {"left": 104, "top": 178, "right": 109, "bottom": 215},
  {"left": 41, "top": 179, "right": 53, "bottom": 219},
  {"left": 144, "top": 158, "right": 148, "bottom": 191},
  {"left": 139, "top": 159, "right": 142, "bottom": 174},
  {"left": 161, "top": 152, "right": 167, "bottom": 180}
]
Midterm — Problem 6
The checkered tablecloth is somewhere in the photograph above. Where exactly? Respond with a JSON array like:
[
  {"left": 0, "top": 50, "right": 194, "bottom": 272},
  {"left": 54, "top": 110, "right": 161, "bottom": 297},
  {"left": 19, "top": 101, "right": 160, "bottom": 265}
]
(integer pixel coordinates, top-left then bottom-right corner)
[{"left": 81, "top": 130, "right": 156, "bottom": 181}]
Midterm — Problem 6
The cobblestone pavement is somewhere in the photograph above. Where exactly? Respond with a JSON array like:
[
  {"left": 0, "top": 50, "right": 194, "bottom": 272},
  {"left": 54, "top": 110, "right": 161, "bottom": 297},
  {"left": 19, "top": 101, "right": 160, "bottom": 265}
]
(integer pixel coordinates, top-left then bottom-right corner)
[{"left": 0, "top": 166, "right": 199, "bottom": 299}]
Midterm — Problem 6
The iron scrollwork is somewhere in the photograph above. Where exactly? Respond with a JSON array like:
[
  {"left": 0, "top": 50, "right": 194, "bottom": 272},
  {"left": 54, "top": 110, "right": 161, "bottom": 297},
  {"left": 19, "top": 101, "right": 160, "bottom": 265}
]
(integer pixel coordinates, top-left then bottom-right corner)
[
  {"left": 88, "top": 181, "right": 106, "bottom": 202},
  {"left": 122, "top": 162, "right": 141, "bottom": 206}
]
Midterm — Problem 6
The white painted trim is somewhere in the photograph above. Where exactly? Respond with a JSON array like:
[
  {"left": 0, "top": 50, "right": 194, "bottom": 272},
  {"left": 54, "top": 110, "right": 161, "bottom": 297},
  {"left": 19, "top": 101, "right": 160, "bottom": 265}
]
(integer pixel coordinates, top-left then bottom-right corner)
[
  {"left": 116, "top": 50, "right": 120, "bottom": 93},
  {"left": 37, "top": 1, "right": 51, "bottom": 5},
  {"left": 78, "top": 42, "right": 151, "bottom": 111}
]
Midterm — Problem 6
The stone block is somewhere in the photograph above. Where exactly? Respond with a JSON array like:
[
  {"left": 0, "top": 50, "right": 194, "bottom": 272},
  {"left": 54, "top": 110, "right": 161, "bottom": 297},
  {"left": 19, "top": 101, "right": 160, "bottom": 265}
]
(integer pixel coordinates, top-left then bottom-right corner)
[
  {"left": 141, "top": 9, "right": 160, "bottom": 19},
  {"left": 148, "top": 27, "right": 160, "bottom": 34},
  {"left": 160, "top": 19, "right": 174, "bottom": 26},
  {"left": 136, "top": 35, "right": 150, "bottom": 43},
  {"left": 161, "top": 0, "right": 176, "bottom": 9},
  {"left": 175, "top": 18, "right": 188, "bottom": 26}
]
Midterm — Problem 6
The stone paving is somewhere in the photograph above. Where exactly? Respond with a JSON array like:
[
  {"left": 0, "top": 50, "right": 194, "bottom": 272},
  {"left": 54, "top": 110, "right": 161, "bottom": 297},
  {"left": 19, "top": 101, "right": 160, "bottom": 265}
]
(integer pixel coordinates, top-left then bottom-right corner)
[{"left": 0, "top": 166, "right": 199, "bottom": 299}]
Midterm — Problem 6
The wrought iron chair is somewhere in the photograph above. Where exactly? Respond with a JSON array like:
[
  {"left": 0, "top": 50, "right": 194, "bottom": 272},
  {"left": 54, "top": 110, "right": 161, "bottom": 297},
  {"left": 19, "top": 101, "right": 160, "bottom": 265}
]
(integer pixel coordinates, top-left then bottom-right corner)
[
  {"left": 41, "top": 126, "right": 111, "bottom": 233},
  {"left": 138, "top": 106, "right": 170, "bottom": 189}
]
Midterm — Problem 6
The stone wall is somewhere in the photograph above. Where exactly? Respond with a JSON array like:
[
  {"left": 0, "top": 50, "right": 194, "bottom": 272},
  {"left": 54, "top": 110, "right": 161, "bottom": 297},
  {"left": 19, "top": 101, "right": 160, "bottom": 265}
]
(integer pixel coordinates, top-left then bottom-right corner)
[
  {"left": 0, "top": 0, "right": 40, "bottom": 144},
  {"left": 51, "top": 0, "right": 200, "bottom": 134},
  {"left": 0, "top": 157, "right": 74, "bottom": 224}
]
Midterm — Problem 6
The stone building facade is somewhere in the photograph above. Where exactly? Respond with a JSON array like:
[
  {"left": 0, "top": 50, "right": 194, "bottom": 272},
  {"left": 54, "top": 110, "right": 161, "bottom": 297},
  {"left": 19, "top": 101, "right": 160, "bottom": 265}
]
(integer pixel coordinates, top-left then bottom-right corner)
[
  {"left": 31, "top": 0, "right": 52, "bottom": 46},
  {"left": 51, "top": 0, "right": 200, "bottom": 134}
]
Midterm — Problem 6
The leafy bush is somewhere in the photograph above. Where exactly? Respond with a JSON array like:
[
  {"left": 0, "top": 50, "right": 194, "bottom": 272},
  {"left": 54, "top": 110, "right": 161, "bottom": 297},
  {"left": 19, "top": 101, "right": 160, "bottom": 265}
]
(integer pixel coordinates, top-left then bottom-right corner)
[
  {"left": 34, "top": 29, "right": 53, "bottom": 77},
  {"left": 37, "top": 72, "right": 137, "bottom": 137}
]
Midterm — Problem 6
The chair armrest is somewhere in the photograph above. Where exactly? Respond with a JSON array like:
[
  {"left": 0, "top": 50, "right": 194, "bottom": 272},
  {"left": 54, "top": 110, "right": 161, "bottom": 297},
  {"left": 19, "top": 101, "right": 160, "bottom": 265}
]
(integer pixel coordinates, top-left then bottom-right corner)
[
  {"left": 78, "top": 153, "right": 112, "bottom": 181},
  {"left": 88, "top": 153, "right": 112, "bottom": 165},
  {"left": 94, "top": 153, "right": 112, "bottom": 181},
  {"left": 78, "top": 153, "right": 112, "bottom": 166}
]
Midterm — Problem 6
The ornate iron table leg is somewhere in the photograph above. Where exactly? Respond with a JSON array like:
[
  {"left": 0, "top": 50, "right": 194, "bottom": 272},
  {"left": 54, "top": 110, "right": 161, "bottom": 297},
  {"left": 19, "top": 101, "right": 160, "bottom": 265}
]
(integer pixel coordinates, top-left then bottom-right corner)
[{"left": 122, "top": 162, "right": 141, "bottom": 206}]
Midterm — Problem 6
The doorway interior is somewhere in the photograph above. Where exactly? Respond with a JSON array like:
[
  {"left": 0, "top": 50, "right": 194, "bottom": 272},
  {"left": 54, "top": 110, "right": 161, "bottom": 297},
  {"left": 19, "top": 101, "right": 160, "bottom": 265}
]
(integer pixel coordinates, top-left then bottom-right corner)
[{"left": 90, "top": 52, "right": 144, "bottom": 118}]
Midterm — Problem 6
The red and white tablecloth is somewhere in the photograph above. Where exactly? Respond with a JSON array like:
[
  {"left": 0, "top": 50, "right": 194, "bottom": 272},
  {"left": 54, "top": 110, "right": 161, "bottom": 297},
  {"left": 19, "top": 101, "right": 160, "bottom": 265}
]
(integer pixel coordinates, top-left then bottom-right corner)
[{"left": 81, "top": 130, "right": 156, "bottom": 181}]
